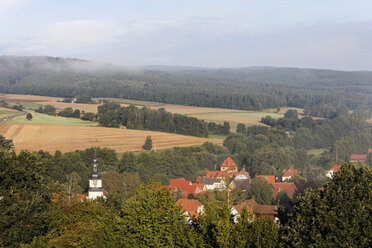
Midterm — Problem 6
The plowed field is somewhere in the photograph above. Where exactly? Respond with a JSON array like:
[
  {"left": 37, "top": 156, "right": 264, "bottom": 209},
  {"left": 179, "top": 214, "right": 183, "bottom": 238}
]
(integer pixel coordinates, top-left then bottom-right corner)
[{"left": 0, "top": 124, "right": 222, "bottom": 153}]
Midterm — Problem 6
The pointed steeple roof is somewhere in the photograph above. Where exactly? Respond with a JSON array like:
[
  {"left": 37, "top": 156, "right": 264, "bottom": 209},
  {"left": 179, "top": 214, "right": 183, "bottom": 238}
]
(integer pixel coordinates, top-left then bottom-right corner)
[{"left": 220, "top": 157, "right": 237, "bottom": 168}]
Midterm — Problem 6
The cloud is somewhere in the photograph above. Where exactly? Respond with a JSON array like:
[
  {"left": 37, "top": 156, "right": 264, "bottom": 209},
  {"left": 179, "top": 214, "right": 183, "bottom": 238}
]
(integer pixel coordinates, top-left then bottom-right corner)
[
  {"left": 0, "top": 0, "right": 30, "bottom": 15},
  {"left": 2, "top": 15, "right": 372, "bottom": 70}
]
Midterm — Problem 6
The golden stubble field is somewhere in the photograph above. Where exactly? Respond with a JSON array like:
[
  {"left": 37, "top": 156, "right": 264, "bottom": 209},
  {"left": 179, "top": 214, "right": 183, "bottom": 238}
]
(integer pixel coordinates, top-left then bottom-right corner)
[{"left": 0, "top": 124, "right": 222, "bottom": 154}]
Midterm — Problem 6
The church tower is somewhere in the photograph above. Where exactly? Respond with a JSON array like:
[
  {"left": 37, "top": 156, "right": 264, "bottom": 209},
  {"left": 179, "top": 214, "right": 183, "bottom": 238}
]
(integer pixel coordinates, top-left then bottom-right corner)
[{"left": 88, "top": 156, "right": 104, "bottom": 199}]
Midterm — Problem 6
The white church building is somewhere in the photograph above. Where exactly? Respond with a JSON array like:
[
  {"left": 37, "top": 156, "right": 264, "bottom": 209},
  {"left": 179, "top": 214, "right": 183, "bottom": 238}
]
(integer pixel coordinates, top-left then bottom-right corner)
[{"left": 88, "top": 156, "right": 105, "bottom": 199}]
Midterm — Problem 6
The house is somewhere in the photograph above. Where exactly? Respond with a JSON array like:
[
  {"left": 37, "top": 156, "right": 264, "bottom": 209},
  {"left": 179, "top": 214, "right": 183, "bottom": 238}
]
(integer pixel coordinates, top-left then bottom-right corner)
[
  {"left": 368, "top": 149, "right": 372, "bottom": 154},
  {"left": 198, "top": 177, "right": 226, "bottom": 191},
  {"left": 176, "top": 199, "right": 204, "bottom": 221},
  {"left": 350, "top": 154, "right": 367, "bottom": 163},
  {"left": 169, "top": 178, "right": 206, "bottom": 197},
  {"left": 326, "top": 164, "right": 342, "bottom": 178},
  {"left": 271, "top": 182, "right": 297, "bottom": 200},
  {"left": 282, "top": 166, "right": 298, "bottom": 181},
  {"left": 234, "top": 199, "right": 277, "bottom": 219},
  {"left": 230, "top": 178, "right": 251, "bottom": 191},
  {"left": 205, "top": 170, "right": 228, "bottom": 179},
  {"left": 256, "top": 175, "right": 276, "bottom": 185},
  {"left": 220, "top": 157, "right": 238, "bottom": 173},
  {"left": 233, "top": 168, "right": 251, "bottom": 181}
]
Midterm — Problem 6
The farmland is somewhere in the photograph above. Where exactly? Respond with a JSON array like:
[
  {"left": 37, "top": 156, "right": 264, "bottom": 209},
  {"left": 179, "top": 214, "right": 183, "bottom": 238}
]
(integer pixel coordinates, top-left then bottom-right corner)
[
  {"left": 0, "top": 94, "right": 290, "bottom": 130},
  {"left": 0, "top": 123, "right": 222, "bottom": 153}
]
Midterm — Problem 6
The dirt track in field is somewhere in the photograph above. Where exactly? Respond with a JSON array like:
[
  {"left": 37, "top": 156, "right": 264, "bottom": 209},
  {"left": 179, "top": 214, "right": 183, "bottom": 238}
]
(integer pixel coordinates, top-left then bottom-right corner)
[{"left": 0, "top": 124, "right": 222, "bottom": 153}]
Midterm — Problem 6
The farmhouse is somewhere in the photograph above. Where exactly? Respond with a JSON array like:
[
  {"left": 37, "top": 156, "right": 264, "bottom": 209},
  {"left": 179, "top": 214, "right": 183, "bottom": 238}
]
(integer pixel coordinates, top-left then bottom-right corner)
[
  {"left": 326, "top": 164, "right": 342, "bottom": 178},
  {"left": 349, "top": 154, "right": 367, "bottom": 163},
  {"left": 282, "top": 166, "right": 298, "bottom": 181},
  {"left": 169, "top": 178, "right": 206, "bottom": 197},
  {"left": 271, "top": 182, "right": 297, "bottom": 200},
  {"left": 256, "top": 175, "right": 276, "bottom": 185},
  {"left": 176, "top": 199, "right": 204, "bottom": 221},
  {"left": 234, "top": 199, "right": 277, "bottom": 219},
  {"left": 198, "top": 177, "right": 226, "bottom": 191}
]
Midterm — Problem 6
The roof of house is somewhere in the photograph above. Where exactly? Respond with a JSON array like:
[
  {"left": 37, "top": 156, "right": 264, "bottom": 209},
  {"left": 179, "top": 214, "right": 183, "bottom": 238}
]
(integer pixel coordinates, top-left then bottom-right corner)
[
  {"left": 282, "top": 166, "right": 298, "bottom": 178},
  {"left": 271, "top": 182, "right": 297, "bottom": 200},
  {"left": 176, "top": 199, "right": 204, "bottom": 218},
  {"left": 206, "top": 170, "right": 228, "bottom": 178},
  {"left": 368, "top": 148, "right": 372, "bottom": 153},
  {"left": 169, "top": 178, "right": 192, "bottom": 191},
  {"left": 220, "top": 157, "right": 237, "bottom": 168},
  {"left": 329, "top": 164, "right": 342, "bottom": 172},
  {"left": 234, "top": 199, "right": 276, "bottom": 216},
  {"left": 199, "top": 177, "right": 224, "bottom": 185},
  {"left": 231, "top": 179, "right": 251, "bottom": 190},
  {"left": 169, "top": 178, "right": 205, "bottom": 196},
  {"left": 256, "top": 175, "right": 276, "bottom": 185},
  {"left": 350, "top": 154, "right": 367, "bottom": 160}
]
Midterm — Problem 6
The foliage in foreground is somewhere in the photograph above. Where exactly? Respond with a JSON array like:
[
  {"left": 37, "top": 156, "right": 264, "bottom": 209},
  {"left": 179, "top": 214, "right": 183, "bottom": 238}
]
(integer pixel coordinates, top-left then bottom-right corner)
[{"left": 281, "top": 163, "right": 372, "bottom": 247}]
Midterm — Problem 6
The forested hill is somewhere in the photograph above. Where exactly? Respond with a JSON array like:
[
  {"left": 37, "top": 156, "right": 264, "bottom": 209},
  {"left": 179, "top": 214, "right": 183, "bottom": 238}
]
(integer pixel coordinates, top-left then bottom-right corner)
[{"left": 1, "top": 56, "right": 371, "bottom": 110}]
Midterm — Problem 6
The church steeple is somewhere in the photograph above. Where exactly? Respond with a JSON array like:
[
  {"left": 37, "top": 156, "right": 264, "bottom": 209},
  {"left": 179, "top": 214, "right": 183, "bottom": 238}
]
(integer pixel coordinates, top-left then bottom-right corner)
[{"left": 88, "top": 156, "right": 104, "bottom": 199}]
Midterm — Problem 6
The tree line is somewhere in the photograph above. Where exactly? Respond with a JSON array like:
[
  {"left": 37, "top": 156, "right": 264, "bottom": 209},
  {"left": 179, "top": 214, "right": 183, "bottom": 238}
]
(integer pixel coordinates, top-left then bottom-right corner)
[{"left": 97, "top": 102, "right": 230, "bottom": 137}]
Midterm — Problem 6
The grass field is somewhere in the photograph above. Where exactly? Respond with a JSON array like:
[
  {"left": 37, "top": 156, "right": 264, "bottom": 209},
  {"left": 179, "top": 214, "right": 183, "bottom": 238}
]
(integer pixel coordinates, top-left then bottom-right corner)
[
  {"left": 307, "top": 149, "right": 328, "bottom": 156},
  {"left": 7, "top": 111, "right": 98, "bottom": 126},
  {"left": 0, "top": 107, "right": 22, "bottom": 118},
  {"left": 0, "top": 123, "right": 222, "bottom": 153}
]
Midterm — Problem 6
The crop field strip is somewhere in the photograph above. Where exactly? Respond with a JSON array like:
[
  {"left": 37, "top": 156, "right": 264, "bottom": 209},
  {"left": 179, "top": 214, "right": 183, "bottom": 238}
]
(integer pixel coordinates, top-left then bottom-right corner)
[{"left": 0, "top": 123, "right": 222, "bottom": 153}]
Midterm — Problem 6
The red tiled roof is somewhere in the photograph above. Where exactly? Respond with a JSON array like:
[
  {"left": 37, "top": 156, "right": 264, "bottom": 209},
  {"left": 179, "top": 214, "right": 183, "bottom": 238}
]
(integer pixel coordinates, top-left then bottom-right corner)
[
  {"left": 234, "top": 199, "right": 276, "bottom": 217},
  {"left": 176, "top": 199, "right": 204, "bottom": 218},
  {"left": 169, "top": 178, "right": 192, "bottom": 190},
  {"left": 256, "top": 175, "right": 276, "bottom": 185},
  {"left": 206, "top": 171, "right": 228, "bottom": 179},
  {"left": 196, "top": 176, "right": 202, "bottom": 183},
  {"left": 271, "top": 182, "right": 297, "bottom": 200},
  {"left": 368, "top": 149, "right": 372, "bottom": 153},
  {"left": 329, "top": 164, "right": 342, "bottom": 172},
  {"left": 169, "top": 178, "right": 205, "bottom": 197},
  {"left": 220, "top": 157, "right": 237, "bottom": 168},
  {"left": 282, "top": 166, "right": 298, "bottom": 178},
  {"left": 350, "top": 154, "right": 367, "bottom": 160}
]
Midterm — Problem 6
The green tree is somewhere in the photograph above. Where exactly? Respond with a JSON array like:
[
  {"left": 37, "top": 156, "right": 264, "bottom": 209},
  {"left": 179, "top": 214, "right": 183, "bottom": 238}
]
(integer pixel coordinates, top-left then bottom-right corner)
[
  {"left": 249, "top": 178, "right": 273, "bottom": 205},
  {"left": 0, "top": 150, "right": 51, "bottom": 247},
  {"left": 249, "top": 217, "right": 278, "bottom": 248},
  {"left": 117, "top": 181, "right": 200, "bottom": 247},
  {"left": 143, "top": 135, "right": 152, "bottom": 150},
  {"left": 282, "top": 163, "right": 372, "bottom": 247},
  {"left": 26, "top": 113, "right": 33, "bottom": 120},
  {"left": 0, "top": 135, "right": 13, "bottom": 150},
  {"left": 236, "top": 123, "right": 246, "bottom": 135}
]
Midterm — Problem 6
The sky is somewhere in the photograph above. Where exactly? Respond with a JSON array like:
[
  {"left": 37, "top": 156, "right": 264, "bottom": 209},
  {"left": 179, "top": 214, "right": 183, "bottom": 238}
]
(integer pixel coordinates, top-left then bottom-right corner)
[{"left": 0, "top": 0, "right": 371, "bottom": 70}]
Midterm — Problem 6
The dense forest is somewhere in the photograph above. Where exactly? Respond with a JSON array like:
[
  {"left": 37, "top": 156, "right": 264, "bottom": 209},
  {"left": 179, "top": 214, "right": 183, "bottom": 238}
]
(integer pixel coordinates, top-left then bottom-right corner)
[{"left": 0, "top": 56, "right": 371, "bottom": 112}]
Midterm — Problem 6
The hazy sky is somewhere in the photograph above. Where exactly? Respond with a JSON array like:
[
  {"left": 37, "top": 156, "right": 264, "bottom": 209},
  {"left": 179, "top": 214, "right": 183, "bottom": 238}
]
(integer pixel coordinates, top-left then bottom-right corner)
[{"left": 0, "top": 0, "right": 371, "bottom": 70}]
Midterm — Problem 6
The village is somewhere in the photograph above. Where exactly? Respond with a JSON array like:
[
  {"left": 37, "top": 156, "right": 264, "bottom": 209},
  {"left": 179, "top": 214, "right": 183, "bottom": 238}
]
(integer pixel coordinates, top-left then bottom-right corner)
[{"left": 77, "top": 148, "right": 372, "bottom": 225}]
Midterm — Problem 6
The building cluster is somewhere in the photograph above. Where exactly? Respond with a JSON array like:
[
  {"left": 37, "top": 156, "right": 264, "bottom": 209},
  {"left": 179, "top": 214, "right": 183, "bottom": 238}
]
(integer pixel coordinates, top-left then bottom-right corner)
[{"left": 169, "top": 157, "right": 299, "bottom": 223}]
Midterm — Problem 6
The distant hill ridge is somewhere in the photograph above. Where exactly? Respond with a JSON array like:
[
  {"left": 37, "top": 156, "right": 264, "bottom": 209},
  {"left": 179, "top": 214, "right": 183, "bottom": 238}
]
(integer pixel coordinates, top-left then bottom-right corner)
[{"left": 0, "top": 56, "right": 371, "bottom": 110}]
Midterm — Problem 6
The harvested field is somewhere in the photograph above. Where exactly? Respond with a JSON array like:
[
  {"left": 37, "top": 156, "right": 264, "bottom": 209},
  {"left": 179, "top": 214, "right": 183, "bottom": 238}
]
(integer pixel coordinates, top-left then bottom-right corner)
[
  {"left": 0, "top": 124, "right": 222, "bottom": 153},
  {"left": 0, "top": 94, "right": 285, "bottom": 129}
]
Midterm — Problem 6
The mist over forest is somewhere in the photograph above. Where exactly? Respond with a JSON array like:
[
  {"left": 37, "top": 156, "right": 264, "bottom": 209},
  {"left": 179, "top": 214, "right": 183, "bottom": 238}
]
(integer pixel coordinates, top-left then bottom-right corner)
[{"left": 1, "top": 56, "right": 371, "bottom": 112}]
